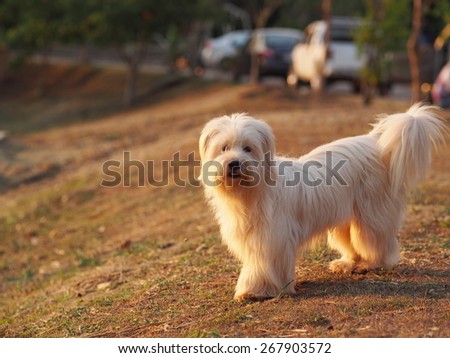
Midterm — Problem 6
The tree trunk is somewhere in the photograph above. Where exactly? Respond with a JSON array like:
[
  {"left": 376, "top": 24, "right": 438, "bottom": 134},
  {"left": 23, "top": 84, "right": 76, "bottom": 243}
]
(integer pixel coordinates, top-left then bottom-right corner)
[
  {"left": 116, "top": 44, "right": 147, "bottom": 106},
  {"left": 36, "top": 46, "right": 52, "bottom": 97},
  {"left": 0, "top": 47, "right": 9, "bottom": 83},
  {"left": 361, "top": 0, "right": 383, "bottom": 106},
  {"left": 124, "top": 61, "right": 138, "bottom": 106},
  {"left": 249, "top": 40, "right": 260, "bottom": 84},
  {"left": 407, "top": 0, "right": 422, "bottom": 103},
  {"left": 249, "top": 0, "right": 283, "bottom": 84},
  {"left": 249, "top": 26, "right": 264, "bottom": 84},
  {"left": 187, "top": 21, "right": 203, "bottom": 76},
  {"left": 318, "top": 0, "right": 332, "bottom": 94},
  {"left": 79, "top": 45, "right": 89, "bottom": 64}
]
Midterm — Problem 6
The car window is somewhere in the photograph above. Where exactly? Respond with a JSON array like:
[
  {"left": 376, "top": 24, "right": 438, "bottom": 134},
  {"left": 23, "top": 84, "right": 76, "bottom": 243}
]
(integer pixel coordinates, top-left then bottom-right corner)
[
  {"left": 231, "top": 34, "right": 250, "bottom": 48},
  {"left": 265, "top": 35, "right": 299, "bottom": 48},
  {"left": 331, "top": 26, "right": 356, "bottom": 42}
]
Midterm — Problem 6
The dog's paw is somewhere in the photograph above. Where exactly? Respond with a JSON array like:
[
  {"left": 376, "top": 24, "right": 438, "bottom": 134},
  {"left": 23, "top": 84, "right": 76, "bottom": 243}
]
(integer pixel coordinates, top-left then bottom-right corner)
[
  {"left": 234, "top": 292, "right": 270, "bottom": 303},
  {"left": 329, "top": 259, "right": 354, "bottom": 274},
  {"left": 352, "top": 260, "right": 386, "bottom": 274},
  {"left": 352, "top": 261, "right": 370, "bottom": 274},
  {"left": 234, "top": 292, "right": 256, "bottom": 302}
]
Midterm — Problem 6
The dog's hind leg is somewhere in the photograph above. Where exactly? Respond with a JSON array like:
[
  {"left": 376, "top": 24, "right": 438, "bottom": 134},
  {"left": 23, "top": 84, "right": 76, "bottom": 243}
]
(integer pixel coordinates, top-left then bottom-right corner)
[
  {"left": 328, "top": 224, "right": 360, "bottom": 273},
  {"left": 349, "top": 217, "right": 400, "bottom": 273}
]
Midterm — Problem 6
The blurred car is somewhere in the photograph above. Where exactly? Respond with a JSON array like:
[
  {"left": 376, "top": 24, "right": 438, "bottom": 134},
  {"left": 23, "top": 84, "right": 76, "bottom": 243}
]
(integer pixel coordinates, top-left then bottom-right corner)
[
  {"left": 232, "top": 28, "right": 304, "bottom": 80},
  {"left": 289, "top": 17, "right": 365, "bottom": 92},
  {"left": 200, "top": 30, "right": 251, "bottom": 69},
  {"left": 431, "top": 60, "right": 450, "bottom": 108},
  {"left": 389, "top": 42, "right": 445, "bottom": 92}
]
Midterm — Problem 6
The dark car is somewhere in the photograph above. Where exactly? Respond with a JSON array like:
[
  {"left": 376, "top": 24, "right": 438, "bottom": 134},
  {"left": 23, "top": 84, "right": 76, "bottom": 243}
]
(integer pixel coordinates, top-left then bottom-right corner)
[{"left": 232, "top": 28, "right": 304, "bottom": 81}]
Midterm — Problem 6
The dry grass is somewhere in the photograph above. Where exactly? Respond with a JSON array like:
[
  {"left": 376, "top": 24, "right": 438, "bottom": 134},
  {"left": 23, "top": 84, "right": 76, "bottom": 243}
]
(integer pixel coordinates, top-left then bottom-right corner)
[{"left": 0, "top": 64, "right": 449, "bottom": 337}]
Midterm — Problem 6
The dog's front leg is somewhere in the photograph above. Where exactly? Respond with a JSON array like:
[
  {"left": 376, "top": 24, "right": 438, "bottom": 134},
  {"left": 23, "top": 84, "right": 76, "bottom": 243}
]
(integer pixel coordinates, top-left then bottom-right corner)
[
  {"left": 234, "top": 254, "right": 296, "bottom": 302},
  {"left": 234, "top": 263, "right": 277, "bottom": 301}
]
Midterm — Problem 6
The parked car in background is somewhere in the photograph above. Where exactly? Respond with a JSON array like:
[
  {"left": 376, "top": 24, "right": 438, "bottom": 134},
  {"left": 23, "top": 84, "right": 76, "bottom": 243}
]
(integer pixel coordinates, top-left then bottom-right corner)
[
  {"left": 232, "top": 28, "right": 304, "bottom": 81},
  {"left": 201, "top": 30, "right": 250, "bottom": 69},
  {"left": 389, "top": 42, "right": 444, "bottom": 93},
  {"left": 289, "top": 17, "right": 366, "bottom": 92},
  {"left": 432, "top": 60, "right": 450, "bottom": 108}
]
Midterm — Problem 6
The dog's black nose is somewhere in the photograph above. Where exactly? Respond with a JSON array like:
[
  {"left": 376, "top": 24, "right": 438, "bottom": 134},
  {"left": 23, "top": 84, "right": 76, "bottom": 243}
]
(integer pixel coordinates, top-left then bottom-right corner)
[
  {"left": 228, "top": 160, "right": 240, "bottom": 170},
  {"left": 228, "top": 160, "right": 241, "bottom": 177}
]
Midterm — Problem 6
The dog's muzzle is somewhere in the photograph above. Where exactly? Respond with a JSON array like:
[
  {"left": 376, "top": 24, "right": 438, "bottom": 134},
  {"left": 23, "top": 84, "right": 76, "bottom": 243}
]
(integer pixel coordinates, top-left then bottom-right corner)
[{"left": 227, "top": 160, "right": 241, "bottom": 178}]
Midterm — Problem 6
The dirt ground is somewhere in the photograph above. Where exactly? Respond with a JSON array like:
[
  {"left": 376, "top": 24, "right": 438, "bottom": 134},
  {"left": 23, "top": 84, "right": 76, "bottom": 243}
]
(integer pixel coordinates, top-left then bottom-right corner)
[{"left": 0, "top": 64, "right": 449, "bottom": 337}]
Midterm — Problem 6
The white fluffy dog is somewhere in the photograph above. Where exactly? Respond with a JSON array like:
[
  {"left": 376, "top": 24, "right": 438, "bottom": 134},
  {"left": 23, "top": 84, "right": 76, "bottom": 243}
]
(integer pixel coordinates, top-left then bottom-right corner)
[{"left": 198, "top": 104, "right": 445, "bottom": 301}]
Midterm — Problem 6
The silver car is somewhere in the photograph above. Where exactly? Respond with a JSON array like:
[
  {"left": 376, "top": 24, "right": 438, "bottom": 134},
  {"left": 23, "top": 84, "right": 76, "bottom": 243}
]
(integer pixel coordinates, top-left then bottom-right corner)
[{"left": 201, "top": 30, "right": 250, "bottom": 69}]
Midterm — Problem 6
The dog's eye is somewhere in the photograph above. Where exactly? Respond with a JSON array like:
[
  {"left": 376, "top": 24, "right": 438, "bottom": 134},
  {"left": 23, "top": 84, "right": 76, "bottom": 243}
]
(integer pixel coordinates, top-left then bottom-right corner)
[
  {"left": 222, "top": 144, "right": 229, "bottom": 152},
  {"left": 243, "top": 146, "right": 252, "bottom": 153}
]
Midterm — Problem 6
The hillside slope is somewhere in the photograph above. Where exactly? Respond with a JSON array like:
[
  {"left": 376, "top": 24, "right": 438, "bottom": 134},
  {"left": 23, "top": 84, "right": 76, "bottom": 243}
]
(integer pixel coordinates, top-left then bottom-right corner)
[{"left": 0, "top": 65, "right": 449, "bottom": 337}]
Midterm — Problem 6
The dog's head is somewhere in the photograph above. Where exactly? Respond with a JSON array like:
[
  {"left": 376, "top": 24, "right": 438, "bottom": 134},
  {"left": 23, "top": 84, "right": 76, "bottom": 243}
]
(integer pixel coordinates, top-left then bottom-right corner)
[{"left": 199, "top": 113, "right": 275, "bottom": 192}]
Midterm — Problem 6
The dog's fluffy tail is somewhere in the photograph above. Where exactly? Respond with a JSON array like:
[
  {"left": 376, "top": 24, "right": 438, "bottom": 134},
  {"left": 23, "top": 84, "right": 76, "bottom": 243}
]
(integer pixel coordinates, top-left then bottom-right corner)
[{"left": 371, "top": 103, "right": 446, "bottom": 194}]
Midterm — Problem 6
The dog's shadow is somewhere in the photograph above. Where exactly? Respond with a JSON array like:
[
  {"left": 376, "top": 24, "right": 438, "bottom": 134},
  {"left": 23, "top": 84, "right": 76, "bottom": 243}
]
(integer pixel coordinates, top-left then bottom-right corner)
[{"left": 293, "top": 268, "right": 450, "bottom": 300}]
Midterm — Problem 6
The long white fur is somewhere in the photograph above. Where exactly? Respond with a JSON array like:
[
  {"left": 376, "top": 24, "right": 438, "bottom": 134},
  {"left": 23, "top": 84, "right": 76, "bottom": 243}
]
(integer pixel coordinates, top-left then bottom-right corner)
[{"left": 199, "top": 105, "right": 446, "bottom": 301}]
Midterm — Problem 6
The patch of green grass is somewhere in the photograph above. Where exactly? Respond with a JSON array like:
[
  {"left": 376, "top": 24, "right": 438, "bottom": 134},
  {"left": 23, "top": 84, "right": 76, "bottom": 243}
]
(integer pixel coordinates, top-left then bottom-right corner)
[
  {"left": 94, "top": 297, "right": 114, "bottom": 307},
  {"left": 79, "top": 324, "right": 102, "bottom": 335},
  {"left": 201, "top": 235, "right": 220, "bottom": 245},
  {"left": 76, "top": 251, "right": 101, "bottom": 268},
  {"left": 186, "top": 329, "right": 222, "bottom": 338},
  {"left": 211, "top": 307, "right": 254, "bottom": 328},
  {"left": 113, "top": 288, "right": 135, "bottom": 302},
  {"left": 304, "top": 313, "right": 331, "bottom": 327},
  {"left": 67, "top": 306, "right": 88, "bottom": 318},
  {"left": 369, "top": 298, "right": 411, "bottom": 311},
  {"left": 307, "top": 245, "right": 331, "bottom": 262},
  {"left": 70, "top": 189, "right": 97, "bottom": 206},
  {"left": 4, "top": 268, "right": 35, "bottom": 283},
  {"left": 339, "top": 297, "right": 414, "bottom": 319},
  {"left": 428, "top": 236, "right": 450, "bottom": 248},
  {"left": 0, "top": 215, "right": 20, "bottom": 247},
  {"left": 54, "top": 293, "right": 73, "bottom": 304},
  {"left": 0, "top": 259, "right": 10, "bottom": 272}
]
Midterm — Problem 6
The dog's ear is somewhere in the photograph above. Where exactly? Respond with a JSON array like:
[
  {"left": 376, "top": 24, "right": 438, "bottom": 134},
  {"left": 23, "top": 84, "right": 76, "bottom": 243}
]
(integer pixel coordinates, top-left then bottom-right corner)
[
  {"left": 199, "top": 126, "right": 219, "bottom": 160},
  {"left": 254, "top": 121, "right": 276, "bottom": 186},
  {"left": 198, "top": 124, "right": 220, "bottom": 183},
  {"left": 256, "top": 122, "right": 275, "bottom": 159}
]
